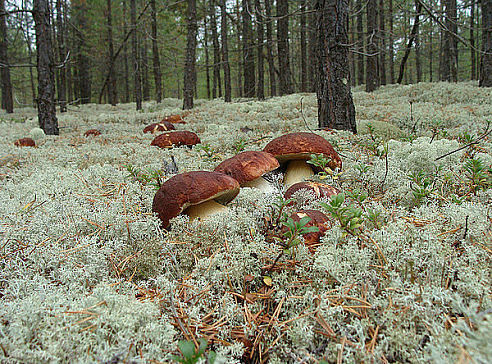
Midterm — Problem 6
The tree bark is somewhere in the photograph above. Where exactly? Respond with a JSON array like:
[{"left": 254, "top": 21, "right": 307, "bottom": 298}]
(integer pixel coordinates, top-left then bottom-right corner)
[
  {"left": 123, "top": 0, "right": 130, "bottom": 103},
  {"left": 397, "top": 1, "right": 422, "bottom": 84},
  {"left": 379, "top": 0, "right": 386, "bottom": 85},
  {"left": 366, "top": 0, "right": 378, "bottom": 92},
  {"left": 130, "top": 0, "right": 142, "bottom": 109},
  {"left": 56, "top": 0, "right": 66, "bottom": 111},
  {"left": 480, "top": 0, "right": 492, "bottom": 86},
  {"left": 265, "top": 0, "right": 277, "bottom": 96},
  {"left": 204, "top": 13, "right": 211, "bottom": 99},
  {"left": 151, "top": 0, "right": 162, "bottom": 103},
  {"left": 73, "top": 0, "right": 91, "bottom": 103},
  {"left": 389, "top": 0, "right": 395, "bottom": 83},
  {"left": 210, "top": 0, "right": 221, "bottom": 98},
  {"left": 356, "top": 0, "right": 364, "bottom": 85},
  {"left": 308, "top": 0, "right": 317, "bottom": 91},
  {"left": 429, "top": 25, "right": 433, "bottom": 81},
  {"left": 183, "top": 0, "right": 197, "bottom": 109},
  {"left": 300, "top": 0, "right": 307, "bottom": 92},
  {"left": 33, "top": 0, "right": 59, "bottom": 135},
  {"left": 107, "top": 0, "right": 117, "bottom": 105},
  {"left": 256, "top": 0, "right": 265, "bottom": 100},
  {"left": 470, "top": 0, "right": 476, "bottom": 80},
  {"left": 315, "top": 0, "right": 356, "bottom": 133},
  {"left": 277, "top": 0, "right": 293, "bottom": 95},
  {"left": 220, "top": 0, "right": 232, "bottom": 102},
  {"left": 0, "top": 0, "right": 13, "bottom": 113},
  {"left": 236, "top": 0, "right": 243, "bottom": 97},
  {"left": 414, "top": 0, "right": 422, "bottom": 83},
  {"left": 242, "top": 0, "right": 255, "bottom": 97},
  {"left": 448, "top": 0, "right": 458, "bottom": 82}
]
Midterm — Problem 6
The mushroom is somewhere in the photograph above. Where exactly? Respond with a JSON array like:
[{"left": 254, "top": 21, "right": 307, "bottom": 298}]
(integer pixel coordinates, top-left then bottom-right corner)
[
  {"left": 283, "top": 210, "right": 331, "bottom": 253},
  {"left": 14, "top": 137, "right": 36, "bottom": 147},
  {"left": 150, "top": 131, "right": 200, "bottom": 149},
  {"left": 263, "top": 132, "right": 342, "bottom": 187},
  {"left": 84, "top": 129, "right": 101, "bottom": 137},
  {"left": 284, "top": 181, "right": 340, "bottom": 206},
  {"left": 152, "top": 171, "right": 240, "bottom": 228},
  {"left": 162, "top": 114, "right": 187, "bottom": 124},
  {"left": 214, "top": 151, "right": 279, "bottom": 192},
  {"left": 143, "top": 121, "right": 176, "bottom": 134}
]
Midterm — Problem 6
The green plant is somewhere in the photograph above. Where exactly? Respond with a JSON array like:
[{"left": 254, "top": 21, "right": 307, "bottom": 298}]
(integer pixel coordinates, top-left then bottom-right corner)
[
  {"left": 320, "top": 193, "right": 363, "bottom": 238},
  {"left": 365, "top": 208, "right": 386, "bottom": 230},
  {"left": 125, "top": 164, "right": 164, "bottom": 190},
  {"left": 408, "top": 170, "right": 437, "bottom": 206},
  {"left": 463, "top": 157, "right": 491, "bottom": 194},
  {"left": 275, "top": 216, "right": 319, "bottom": 255},
  {"left": 171, "top": 338, "right": 216, "bottom": 364},
  {"left": 307, "top": 153, "right": 341, "bottom": 180},
  {"left": 196, "top": 143, "right": 219, "bottom": 161},
  {"left": 232, "top": 137, "right": 247, "bottom": 153}
]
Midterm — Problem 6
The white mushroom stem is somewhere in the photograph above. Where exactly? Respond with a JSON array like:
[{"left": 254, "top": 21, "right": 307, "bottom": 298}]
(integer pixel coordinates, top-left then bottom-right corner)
[
  {"left": 185, "top": 200, "right": 228, "bottom": 221},
  {"left": 242, "top": 176, "right": 276, "bottom": 193},
  {"left": 283, "top": 160, "right": 315, "bottom": 187}
]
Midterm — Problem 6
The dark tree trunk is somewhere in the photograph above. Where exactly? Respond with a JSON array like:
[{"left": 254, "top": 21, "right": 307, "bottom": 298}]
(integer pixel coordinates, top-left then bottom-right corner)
[
  {"left": 204, "top": 13, "right": 211, "bottom": 99},
  {"left": 414, "top": 0, "right": 422, "bottom": 83},
  {"left": 366, "top": 0, "right": 378, "bottom": 92},
  {"left": 448, "top": 0, "right": 458, "bottom": 82},
  {"left": 429, "top": 25, "right": 433, "bottom": 81},
  {"left": 480, "top": 0, "right": 492, "bottom": 86},
  {"left": 300, "top": 0, "right": 307, "bottom": 92},
  {"left": 0, "top": 0, "right": 13, "bottom": 113},
  {"left": 389, "top": 0, "right": 395, "bottom": 83},
  {"left": 315, "top": 0, "right": 356, "bottom": 133},
  {"left": 210, "top": 1, "right": 221, "bottom": 98},
  {"left": 107, "top": 0, "right": 117, "bottom": 105},
  {"left": 123, "top": 0, "right": 130, "bottom": 103},
  {"left": 142, "top": 40, "right": 150, "bottom": 101},
  {"left": 277, "top": 0, "right": 293, "bottom": 95},
  {"left": 255, "top": 0, "right": 265, "bottom": 100},
  {"left": 242, "top": 0, "right": 255, "bottom": 97},
  {"left": 130, "top": 0, "right": 142, "bottom": 109},
  {"left": 356, "top": 0, "right": 364, "bottom": 85},
  {"left": 471, "top": 0, "right": 476, "bottom": 80},
  {"left": 73, "top": 0, "right": 91, "bottom": 103},
  {"left": 308, "top": 0, "right": 317, "bottom": 91},
  {"left": 349, "top": 0, "right": 356, "bottom": 86},
  {"left": 220, "top": 0, "right": 232, "bottom": 102},
  {"left": 151, "top": 0, "right": 162, "bottom": 103},
  {"left": 440, "top": 0, "right": 448, "bottom": 80},
  {"left": 183, "top": 0, "right": 197, "bottom": 109},
  {"left": 33, "top": 0, "right": 59, "bottom": 135},
  {"left": 265, "top": 0, "right": 277, "bottom": 96},
  {"left": 236, "top": 0, "right": 243, "bottom": 98},
  {"left": 56, "top": 0, "right": 66, "bottom": 112},
  {"left": 379, "top": 0, "right": 386, "bottom": 85},
  {"left": 397, "top": 1, "right": 422, "bottom": 84}
]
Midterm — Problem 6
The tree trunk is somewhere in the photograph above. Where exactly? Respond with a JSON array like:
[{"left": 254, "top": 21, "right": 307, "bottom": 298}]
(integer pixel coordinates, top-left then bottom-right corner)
[
  {"left": 316, "top": 0, "right": 356, "bottom": 133},
  {"left": 449, "top": 0, "right": 458, "bottom": 82},
  {"left": 366, "top": 0, "right": 378, "bottom": 92},
  {"left": 107, "top": 0, "right": 117, "bottom": 105},
  {"left": 151, "top": 0, "right": 162, "bottom": 103},
  {"left": 204, "top": 13, "right": 211, "bottom": 99},
  {"left": 183, "top": 0, "right": 197, "bottom": 109},
  {"left": 277, "top": 0, "right": 293, "bottom": 95},
  {"left": 33, "top": 0, "right": 59, "bottom": 135},
  {"left": 480, "top": 0, "right": 492, "bottom": 86},
  {"left": 236, "top": 0, "right": 243, "bottom": 98},
  {"left": 300, "top": 0, "right": 307, "bottom": 92},
  {"left": 414, "top": 0, "right": 422, "bottom": 83},
  {"left": 210, "top": 0, "right": 221, "bottom": 98},
  {"left": 220, "top": 0, "right": 232, "bottom": 102},
  {"left": 470, "top": 0, "right": 476, "bottom": 80},
  {"left": 265, "top": 0, "right": 277, "bottom": 96},
  {"left": 73, "top": 0, "right": 91, "bottom": 103},
  {"left": 130, "top": 0, "right": 142, "bottom": 109},
  {"left": 242, "top": 0, "right": 255, "bottom": 97},
  {"left": 429, "top": 25, "right": 433, "bottom": 81},
  {"left": 440, "top": 0, "right": 448, "bottom": 80},
  {"left": 379, "top": 0, "right": 386, "bottom": 85},
  {"left": 356, "top": 0, "right": 364, "bottom": 85},
  {"left": 397, "top": 1, "right": 422, "bottom": 84},
  {"left": 0, "top": 0, "right": 13, "bottom": 113},
  {"left": 256, "top": 0, "right": 265, "bottom": 100},
  {"left": 308, "top": 0, "right": 317, "bottom": 91},
  {"left": 389, "top": 0, "right": 395, "bottom": 83},
  {"left": 123, "top": 0, "right": 130, "bottom": 103},
  {"left": 56, "top": 0, "right": 66, "bottom": 111},
  {"left": 142, "top": 40, "right": 150, "bottom": 101}
]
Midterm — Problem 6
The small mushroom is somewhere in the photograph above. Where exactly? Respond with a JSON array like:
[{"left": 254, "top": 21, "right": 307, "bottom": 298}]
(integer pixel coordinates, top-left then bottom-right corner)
[
  {"left": 284, "top": 210, "right": 331, "bottom": 253},
  {"left": 152, "top": 171, "right": 240, "bottom": 228},
  {"left": 162, "top": 114, "right": 187, "bottom": 124},
  {"left": 284, "top": 181, "right": 340, "bottom": 206},
  {"left": 143, "top": 121, "right": 176, "bottom": 134},
  {"left": 14, "top": 137, "right": 36, "bottom": 147},
  {"left": 84, "top": 129, "right": 101, "bottom": 137},
  {"left": 263, "top": 132, "right": 341, "bottom": 187},
  {"left": 214, "top": 151, "right": 279, "bottom": 192},
  {"left": 150, "top": 131, "right": 200, "bottom": 149}
]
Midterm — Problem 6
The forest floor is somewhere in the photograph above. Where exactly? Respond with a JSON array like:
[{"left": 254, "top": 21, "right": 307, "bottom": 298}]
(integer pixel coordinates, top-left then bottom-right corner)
[{"left": 0, "top": 81, "right": 491, "bottom": 363}]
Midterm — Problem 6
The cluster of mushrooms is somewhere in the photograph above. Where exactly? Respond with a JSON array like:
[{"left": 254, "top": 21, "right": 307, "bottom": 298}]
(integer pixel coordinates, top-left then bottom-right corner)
[{"left": 148, "top": 115, "right": 343, "bottom": 252}]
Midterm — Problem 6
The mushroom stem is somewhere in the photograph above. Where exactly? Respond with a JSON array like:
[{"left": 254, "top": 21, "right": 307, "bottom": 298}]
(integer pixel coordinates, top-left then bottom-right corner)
[
  {"left": 185, "top": 200, "right": 228, "bottom": 221},
  {"left": 242, "top": 176, "right": 276, "bottom": 193},
  {"left": 283, "top": 160, "right": 314, "bottom": 187}
]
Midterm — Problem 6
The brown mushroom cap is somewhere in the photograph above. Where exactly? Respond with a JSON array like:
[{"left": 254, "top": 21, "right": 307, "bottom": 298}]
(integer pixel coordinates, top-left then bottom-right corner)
[
  {"left": 263, "top": 132, "right": 342, "bottom": 169},
  {"left": 162, "top": 114, "right": 186, "bottom": 124},
  {"left": 284, "top": 182, "right": 340, "bottom": 202},
  {"left": 150, "top": 131, "right": 200, "bottom": 149},
  {"left": 214, "top": 151, "right": 279, "bottom": 185},
  {"left": 84, "top": 129, "right": 101, "bottom": 137},
  {"left": 14, "top": 137, "right": 36, "bottom": 147},
  {"left": 143, "top": 121, "right": 176, "bottom": 134},
  {"left": 285, "top": 210, "right": 331, "bottom": 252},
  {"left": 152, "top": 171, "right": 240, "bottom": 228}
]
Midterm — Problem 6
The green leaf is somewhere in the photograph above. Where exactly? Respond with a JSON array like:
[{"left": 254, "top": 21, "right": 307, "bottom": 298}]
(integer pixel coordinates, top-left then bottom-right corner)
[{"left": 178, "top": 340, "right": 196, "bottom": 360}]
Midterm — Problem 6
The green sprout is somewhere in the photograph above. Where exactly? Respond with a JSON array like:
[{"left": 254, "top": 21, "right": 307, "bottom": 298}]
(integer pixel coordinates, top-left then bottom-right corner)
[
  {"left": 171, "top": 338, "right": 216, "bottom": 364},
  {"left": 125, "top": 164, "right": 164, "bottom": 190},
  {"left": 320, "top": 193, "right": 364, "bottom": 238}
]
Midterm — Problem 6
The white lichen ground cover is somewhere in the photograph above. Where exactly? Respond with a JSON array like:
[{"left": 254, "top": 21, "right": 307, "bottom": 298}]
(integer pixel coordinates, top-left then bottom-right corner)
[{"left": 0, "top": 82, "right": 490, "bottom": 363}]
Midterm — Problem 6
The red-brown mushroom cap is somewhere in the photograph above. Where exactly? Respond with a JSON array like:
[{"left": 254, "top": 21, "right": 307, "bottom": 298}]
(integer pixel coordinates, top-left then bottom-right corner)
[
  {"left": 162, "top": 114, "right": 186, "bottom": 124},
  {"left": 263, "top": 132, "right": 342, "bottom": 169},
  {"left": 284, "top": 182, "right": 340, "bottom": 202},
  {"left": 285, "top": 210, "right": 331, "bottom": 253},
  {"left": 150, "top": 131, "right": 200, "bottom": 149},
  {"left": 214, "top": 151, "right": 279, "bottom": 185},
  {"left": 152, "top": 171, "right": 240, "bottom": 228},
  {"left": 84, "top": 129, "right": 101, "bottom": 137},
  {"left": 14, "top": 137, "right": 36, "bottom": 147},
  {"left": 143, "top": 121, "right": 176, "bottom": 134}
]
